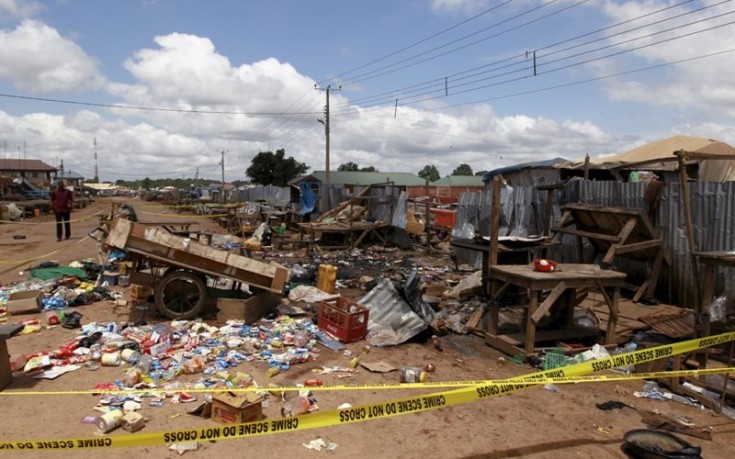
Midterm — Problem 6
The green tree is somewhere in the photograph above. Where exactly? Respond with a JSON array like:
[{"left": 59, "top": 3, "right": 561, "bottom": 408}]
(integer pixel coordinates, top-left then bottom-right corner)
[
  {"left": 418, "top": 164, "right": 440, "bottom": 182},
  {"left": 452, "top": 163, "right": 473, "bottom": 176},
  {"left": 338, "top": 162, "right": 379, "bottom": 172},
  {"left": 246, "top": 149, "right": 308, "bottom": 186},
  {"left": 141, "top": 177, "right": 152, "bottom": 190},
  {"left": 338, "top": 162, "right": 359, "bottom": 171},
  {"left": 475, "top": 170, "right": 488, "bottom": 176}
]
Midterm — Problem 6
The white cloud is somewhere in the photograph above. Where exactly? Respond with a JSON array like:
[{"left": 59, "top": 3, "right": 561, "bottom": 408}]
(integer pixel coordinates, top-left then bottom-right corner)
[
  {"left": 599, "top": 1, "right": 735, "bottom": 117},
  {"left": 430, "top": 0, "right": 493, "bottom": 15},
  {"left": 0, "top": 0, "right": 42, "bottom": 19},
  {"left": 1, "top": 9, "right": 732, "bottom": 183},
  {"left": 0, "top": 19, "right": 105, "bottom": 92}
]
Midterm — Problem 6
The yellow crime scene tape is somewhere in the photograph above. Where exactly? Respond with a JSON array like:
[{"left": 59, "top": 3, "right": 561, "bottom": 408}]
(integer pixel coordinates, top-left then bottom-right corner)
[
  {"left": 1, "top": 331, "right": 734, "bottom": 450},
  {"left": 0, "top": 366, "right": 732, "bottom": 398}
]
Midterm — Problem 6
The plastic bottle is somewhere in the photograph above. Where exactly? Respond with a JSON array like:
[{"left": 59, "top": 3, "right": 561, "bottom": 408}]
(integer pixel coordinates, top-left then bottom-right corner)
[
  {"left": 293, "top": 330, "right": 309, "bottom": 348},
  {"left": 100, "top": 352, "right": 122, "bottom": 366},
  {"left": 137, "top": 354, "right": 152, "bottom": 374},
  {"left": 120, "top": 348, "right": 139, "bottom": 364},
  {"left": 89, "top": 343, "right": 102, "bottom": 361},
  {"left": 400, "top": 367, "right": 427, "bottom": 383},
  {"left": 123, "top": 367, "right": 142, "bottom": 387}
]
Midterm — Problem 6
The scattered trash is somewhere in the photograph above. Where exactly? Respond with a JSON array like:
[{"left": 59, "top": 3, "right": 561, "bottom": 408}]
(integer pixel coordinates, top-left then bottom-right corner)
[
  {"left": 400, "top": 366, "right": 426, "bottom": 383},
  {"left": 302, "top": 438, "right": 337, "bottom": 452},
  {"left": 359, "top": 361, "right": 397, "bottom": 373},
  {"left": 169, "top": 442, "right": 200, "bottom": 455},
  {"left": 633, "top": 381, "right": 703, "bottom": 409},
  {"left": 542, "top": 383, "right": 559, "bottom": 393},
  {"left": 595, "top": 400, "right": 631, "bottom": 411},
  {"left": 623, "top": 429, "right": 701, "bottom": 458}
]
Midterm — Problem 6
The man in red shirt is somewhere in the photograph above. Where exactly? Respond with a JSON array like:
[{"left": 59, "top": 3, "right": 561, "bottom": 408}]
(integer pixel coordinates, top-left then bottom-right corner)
[{"left": 51, "top": 180, "right": 74, "bottom": 241}]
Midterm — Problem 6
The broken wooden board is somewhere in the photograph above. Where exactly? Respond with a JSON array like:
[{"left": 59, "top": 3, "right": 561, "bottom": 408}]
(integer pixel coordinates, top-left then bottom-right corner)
[{"left": 106, "top": 219, "right": 290, "bottom": 293}]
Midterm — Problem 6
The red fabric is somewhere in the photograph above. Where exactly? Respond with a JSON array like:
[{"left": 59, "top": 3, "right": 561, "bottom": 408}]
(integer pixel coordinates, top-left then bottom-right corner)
[{"left": 51, "top": 188, "right": 74, "bottom": 213}]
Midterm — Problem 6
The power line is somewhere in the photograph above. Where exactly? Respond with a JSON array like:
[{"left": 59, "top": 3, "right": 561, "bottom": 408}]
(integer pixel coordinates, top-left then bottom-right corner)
[
  {"left": 340, "top": 0, "right": 707, "bottom": 108},
  {"left": 0, "top": 92, "right": 320, "bottom": 116},
  {"left": 330, "top": 11, "right": 734, "bottom": 116},
  {"left": 320, "top": 0, "right": 516, "bottom": 86}
]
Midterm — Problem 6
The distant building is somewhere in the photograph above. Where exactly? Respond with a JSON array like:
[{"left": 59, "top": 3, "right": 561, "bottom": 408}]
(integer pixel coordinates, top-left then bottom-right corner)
[
  {"left": 55, "top": 169, "right": 85, "bottom": 188},
  {"left": 426, "top": 175, "right": 485, "bottom": 202},
  {"left": 0, "top": 158, "right": 57, "bottom": 188}
]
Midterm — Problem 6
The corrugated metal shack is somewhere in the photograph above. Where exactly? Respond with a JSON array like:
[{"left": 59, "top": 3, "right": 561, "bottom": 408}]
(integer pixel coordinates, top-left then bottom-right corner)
[{"left": 455, "top": 136, "right": 735, "bottom": 308}]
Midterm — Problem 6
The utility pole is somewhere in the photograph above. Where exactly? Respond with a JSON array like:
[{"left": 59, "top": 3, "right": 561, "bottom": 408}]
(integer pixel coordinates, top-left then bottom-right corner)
[
  {"left": 94, "top": 137, "right": 99, "bottom": 181},
  {"left": 316, "top": 85, "right": 340, "bottom": 190},
  {"left": 220, "top": 150, "right": 226, "bottom": 204}
]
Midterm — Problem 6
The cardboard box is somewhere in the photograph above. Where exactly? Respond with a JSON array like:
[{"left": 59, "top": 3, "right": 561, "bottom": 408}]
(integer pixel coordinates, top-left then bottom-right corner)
[
  {"left": 216, "top": 298, "right": 245, "bottom": 322},
  {"left": 130, "top": 284, "right": 154, "bottom": 300},
  {"left": 5, "top": 290, "right": 43, "bottom": 315},
  {"left": 211, "top": 392, "right": 263, "bottom": 424}
]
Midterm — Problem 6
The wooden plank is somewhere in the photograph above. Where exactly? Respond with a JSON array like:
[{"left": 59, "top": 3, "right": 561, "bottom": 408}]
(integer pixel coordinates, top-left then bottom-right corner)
[
  {"left": 602, "top": 217, "right": 637, "bottom": 264},
  {"left": 484, "top": 333, "right": 525, "bottom": 357},
  {"left": 500, "top": 327, "right": 601, "bottom": 348},
  {"left": 605, "top": 287, "right": 620, "bottom": 345},
  {"left": 489, "top": 176, "right": 502, "bottom": 267},
  {"left": 525, "top": 291, "right": 539, "bottom": 355},
  {"left": 550, "top": 226, "right": 621, "bottom": 242},
  {"left": 530, "top": 281, "right": 567, "bottom": 324},
  {"left": 614, "top": 239, "right": 662, "bottom": 255},
  {"left": 563, "top": 203, "right": 644, "bottom": 217}
]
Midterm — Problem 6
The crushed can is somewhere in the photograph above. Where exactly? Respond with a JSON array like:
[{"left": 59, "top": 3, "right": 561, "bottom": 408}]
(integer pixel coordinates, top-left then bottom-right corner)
[{"left": 400, "top": 367, "right": 427, "bottom": 384}]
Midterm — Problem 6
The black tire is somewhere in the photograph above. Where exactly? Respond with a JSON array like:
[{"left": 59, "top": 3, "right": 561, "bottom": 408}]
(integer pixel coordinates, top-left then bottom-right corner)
[{"left": 154, "top": 270, "right": 207, "bottom": 319}]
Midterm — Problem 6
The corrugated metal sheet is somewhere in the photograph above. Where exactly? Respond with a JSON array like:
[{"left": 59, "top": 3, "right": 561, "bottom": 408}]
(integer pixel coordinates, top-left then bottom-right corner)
[
  {"left": 454, "top": 180, "right": 735, "bottom": 307},
  {"left": 233, "top": 185, "right": 290, "bottom": 207}
]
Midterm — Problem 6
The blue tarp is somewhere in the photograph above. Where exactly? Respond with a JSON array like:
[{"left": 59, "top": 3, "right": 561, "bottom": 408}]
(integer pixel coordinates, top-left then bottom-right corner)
[{"left": 299, "top": 182, "right": 317, "bottom": 215}]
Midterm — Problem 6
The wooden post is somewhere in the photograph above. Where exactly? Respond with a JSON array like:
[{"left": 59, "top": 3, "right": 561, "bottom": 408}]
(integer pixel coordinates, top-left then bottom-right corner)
[
  {"left": 485, "top": 176, "right": 502, "bottom": 297},
  {"left": 583, "top": 154, "right": 590, "bottom": 180},
  {"left": 489, "top": 176, "right": 502, "bottom": 268},
  {"left": 677, "top": 150, "right": 706, "bottom": 367}
]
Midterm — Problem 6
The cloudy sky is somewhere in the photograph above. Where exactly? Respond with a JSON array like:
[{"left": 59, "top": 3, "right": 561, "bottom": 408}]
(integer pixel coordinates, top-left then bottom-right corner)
[{"left": 0, "top": 0, "right": 733, "bottom": 182}]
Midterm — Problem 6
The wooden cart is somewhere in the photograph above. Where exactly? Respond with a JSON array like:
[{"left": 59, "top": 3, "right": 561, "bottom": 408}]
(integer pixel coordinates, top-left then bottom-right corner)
[{"left": 94, "top": 218, "right": 290, "bottom": 319}]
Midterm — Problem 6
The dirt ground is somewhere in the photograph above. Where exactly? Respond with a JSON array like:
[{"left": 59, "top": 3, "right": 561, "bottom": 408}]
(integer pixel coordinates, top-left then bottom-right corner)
[{"left": 1, "top": 197, "right": 734, "bottom": 459}]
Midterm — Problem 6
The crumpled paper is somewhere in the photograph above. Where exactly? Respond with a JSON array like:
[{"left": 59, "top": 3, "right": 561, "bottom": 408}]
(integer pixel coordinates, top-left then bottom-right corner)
[{"left": 302, "top": 438, "right": 337, "bottom": 452}]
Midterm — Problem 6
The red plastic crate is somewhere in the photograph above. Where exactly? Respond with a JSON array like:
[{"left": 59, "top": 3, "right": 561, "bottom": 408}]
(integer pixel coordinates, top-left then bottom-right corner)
[
  {"left": 429, "top": 208, "right": 456, "bottom": 229},
  {"left": 318, "top": 296, "right": 369, "bottom": 343}
]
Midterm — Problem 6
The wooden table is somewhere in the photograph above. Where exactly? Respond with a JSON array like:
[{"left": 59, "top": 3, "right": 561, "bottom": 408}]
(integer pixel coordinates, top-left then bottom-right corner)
[
  {"left": 551, "top": 203, "right": 667, "bottom": 302},
  {"left": 298, "top": 221, "right": 390, "bottom": 249},
  {"left": 486, "top": 263, "right": 626, "bottom": 357},
  {"left": 0, "top": 323, "right": 25, "bottom": 390},
  {"left": 451, "top": 237, "right": 558, "bottom": 294}
]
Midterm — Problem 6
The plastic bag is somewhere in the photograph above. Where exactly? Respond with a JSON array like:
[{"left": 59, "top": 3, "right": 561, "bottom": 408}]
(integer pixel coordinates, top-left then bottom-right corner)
[{"left": 707, "top": 295, "right": 728, "bottom": 323}]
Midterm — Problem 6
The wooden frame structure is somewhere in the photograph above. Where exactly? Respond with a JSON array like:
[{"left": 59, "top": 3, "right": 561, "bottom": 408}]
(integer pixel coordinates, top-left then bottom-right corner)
[
  {"left": 486, "top": 263, "right": 626, "bottom": 357},
  {"left": 551, "top": 203, "right": 668, "bottom": 302}
]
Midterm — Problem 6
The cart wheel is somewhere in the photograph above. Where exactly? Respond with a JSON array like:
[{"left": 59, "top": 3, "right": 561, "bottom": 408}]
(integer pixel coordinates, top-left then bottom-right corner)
[{"left": 154, "top": 270, "right": 207, "bottom": 319}]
